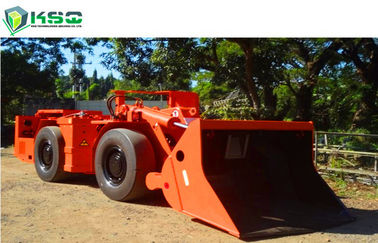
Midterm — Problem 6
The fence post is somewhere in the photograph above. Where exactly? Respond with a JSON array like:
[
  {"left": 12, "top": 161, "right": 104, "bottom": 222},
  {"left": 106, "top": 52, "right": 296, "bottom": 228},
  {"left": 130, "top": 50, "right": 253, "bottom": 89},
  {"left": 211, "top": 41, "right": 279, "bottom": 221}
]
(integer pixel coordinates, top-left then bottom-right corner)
[
  {"left": 324, "top": 134, "right": 328, "bottom": 147},
  {"left": 375, "top": 156, "right": 377, "bottom": 181},
  {"left": 315, "top": 131, "right": 318, "bottom": 166}
]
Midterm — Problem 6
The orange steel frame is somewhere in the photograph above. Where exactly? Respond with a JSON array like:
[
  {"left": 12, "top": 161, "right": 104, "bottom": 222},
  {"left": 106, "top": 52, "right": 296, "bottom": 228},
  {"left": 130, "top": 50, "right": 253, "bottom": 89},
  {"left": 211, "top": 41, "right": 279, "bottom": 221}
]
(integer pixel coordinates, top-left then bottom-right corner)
[{"left": 14, "top": 90, "right": 314, "bottom": 238}]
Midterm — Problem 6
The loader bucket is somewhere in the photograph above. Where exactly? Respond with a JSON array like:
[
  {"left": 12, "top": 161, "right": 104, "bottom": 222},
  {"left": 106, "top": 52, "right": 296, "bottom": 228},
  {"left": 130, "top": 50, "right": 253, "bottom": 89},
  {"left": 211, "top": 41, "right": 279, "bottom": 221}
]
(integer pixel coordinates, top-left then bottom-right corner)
[{"left": 148, "top": 119, "right": 354, "bottom": 239}]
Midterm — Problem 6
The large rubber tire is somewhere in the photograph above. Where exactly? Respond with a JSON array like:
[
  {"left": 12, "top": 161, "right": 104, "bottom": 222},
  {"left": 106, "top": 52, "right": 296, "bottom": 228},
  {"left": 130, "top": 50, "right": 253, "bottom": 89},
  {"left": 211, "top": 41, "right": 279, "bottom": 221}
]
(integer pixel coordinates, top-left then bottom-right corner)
[
  {"left": 95, "top": 128, "right": 155, "bottom": 201},
  {"left": 34, "top": 126, "right": 67, "bottom": 182}
]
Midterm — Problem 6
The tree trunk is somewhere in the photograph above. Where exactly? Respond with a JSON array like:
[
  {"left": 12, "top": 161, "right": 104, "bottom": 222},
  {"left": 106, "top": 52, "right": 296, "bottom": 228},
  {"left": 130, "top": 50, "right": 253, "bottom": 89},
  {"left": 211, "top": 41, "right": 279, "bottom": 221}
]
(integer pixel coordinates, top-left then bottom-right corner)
[
  {"left": 244, "top": 48, "right": 261, "bottom": 113},
  {"left": 295, "top": 84, "right": 314, "bottom": 121},
  {"left": 229, "top": 38, "right": 261, "bottom": 118},
  {"left": 263, "top": 84, "right": 277, "bottom": 119},
  {"left": 344, "top": 38, "right": 378, "bottom": 132},
  {"left": 351, "top": 67, "right": 378, "bottom": 131},
  {"left": 290, "top": 39, "right": 342, "bottom": 121}
]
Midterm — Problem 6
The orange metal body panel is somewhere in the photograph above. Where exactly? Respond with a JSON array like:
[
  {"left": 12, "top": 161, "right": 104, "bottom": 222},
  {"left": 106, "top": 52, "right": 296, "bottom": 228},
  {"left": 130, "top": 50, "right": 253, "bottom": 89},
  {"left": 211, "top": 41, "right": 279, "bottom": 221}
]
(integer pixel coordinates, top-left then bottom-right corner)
[
  {"left": 57, "top": 116, "right": 100, "bottom": 173},
  {"left": 14, "top": 115, "right": 58, "bottom": 163},
  {"left": 14, "top": 116, "right": 36, "bottom": 163},
  {"left": 14, "top": 110, "right": 104, "bottom": 173},
  {"left": 169, "top": 119, "right": 239, "bottom": 236},
  {"left": 14, "top": 137, "right": 34, "bottom": 163},
  {"left": 15, "top": 90, "right": 348, "bottom": 239}
]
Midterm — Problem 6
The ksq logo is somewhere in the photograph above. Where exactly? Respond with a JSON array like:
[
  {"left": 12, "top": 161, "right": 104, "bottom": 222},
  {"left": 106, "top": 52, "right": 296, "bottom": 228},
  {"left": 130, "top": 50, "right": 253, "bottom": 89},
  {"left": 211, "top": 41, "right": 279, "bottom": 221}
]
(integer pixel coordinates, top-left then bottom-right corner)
[
  {"left": 3, "top": 6, "right": 82, "bottom": 36},
  {"left": 3, "top": 6, "right": 29, "bottom": 36},
  {"left": 31, "top": 11, "right": 82, "bottom": 25}
]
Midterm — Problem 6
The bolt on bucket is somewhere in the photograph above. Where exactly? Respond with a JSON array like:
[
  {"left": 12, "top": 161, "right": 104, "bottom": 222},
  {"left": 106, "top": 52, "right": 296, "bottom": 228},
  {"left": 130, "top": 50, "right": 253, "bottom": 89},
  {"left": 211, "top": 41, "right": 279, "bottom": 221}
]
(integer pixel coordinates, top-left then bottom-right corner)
[{"left": 146, "top": 119, "right": 354, "bottom": 239}]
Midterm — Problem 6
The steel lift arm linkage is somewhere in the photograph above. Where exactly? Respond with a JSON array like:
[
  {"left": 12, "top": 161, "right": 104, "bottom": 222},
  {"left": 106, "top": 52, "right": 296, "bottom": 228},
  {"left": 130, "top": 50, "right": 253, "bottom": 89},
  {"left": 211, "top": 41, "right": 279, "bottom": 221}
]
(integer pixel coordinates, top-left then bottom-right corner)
[{"left": 14, "top": 90, "right": 353, "bottom": 239}]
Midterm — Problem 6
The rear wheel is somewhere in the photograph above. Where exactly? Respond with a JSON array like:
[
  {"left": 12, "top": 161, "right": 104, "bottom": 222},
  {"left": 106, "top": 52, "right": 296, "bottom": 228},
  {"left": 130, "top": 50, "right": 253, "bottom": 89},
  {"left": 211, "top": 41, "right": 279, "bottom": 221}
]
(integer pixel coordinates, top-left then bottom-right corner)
[
  {"left": 95, "top": 128, "right": 155, "bottom": 201},
  {"left": 34, "top": 126, "right": 67, "bottom": 182}
]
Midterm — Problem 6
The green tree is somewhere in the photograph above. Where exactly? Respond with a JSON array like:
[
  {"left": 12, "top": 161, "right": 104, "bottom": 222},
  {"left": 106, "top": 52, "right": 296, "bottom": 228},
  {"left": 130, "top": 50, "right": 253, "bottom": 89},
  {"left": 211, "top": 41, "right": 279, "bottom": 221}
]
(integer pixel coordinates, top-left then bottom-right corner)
[
  {"left": 312, "top": 63, "right": 361, "bottom": 130},
  {"left": 1, "top": 38, "right": 93, "bottom": 122},
  {"left": 69, "top": 53, "right": 86, "bottom": 99},
  {"left": 341, "top": 38, "right": 378, "bottom": 132},
  {"left": 55, "top": 75, "right": 71, "bottom": 99},
  {"left": 96, "top": 37, "right": 376, "bottom": 133},
  {"left": 102, "top": 74, "right": 115, "bottom": 96},
  {"left": 1, "top": 49, "right": 55, "bottom": 123},
  {"left": 283, "top": 39, "right": 342, "bottom": 121},
  {"left": 101, "top": 38, "right": 157, "bottom": 88},
  {"left": 191, "top": 71, "right": 229, "bottom": 105},
  {"left": 88, "top": 69, "right": 98, "bottom": 100},
  {"left": 101, "top": 38, "right": 201, "bottom": 91}
]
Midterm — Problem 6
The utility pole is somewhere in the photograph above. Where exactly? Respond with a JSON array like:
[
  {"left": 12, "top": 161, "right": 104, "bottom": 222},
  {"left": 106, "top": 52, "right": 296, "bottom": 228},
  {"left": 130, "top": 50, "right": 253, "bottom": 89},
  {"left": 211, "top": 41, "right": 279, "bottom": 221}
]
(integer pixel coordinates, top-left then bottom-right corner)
[{"left": 70, "top": 52, "right": 91, "bottom": 100}]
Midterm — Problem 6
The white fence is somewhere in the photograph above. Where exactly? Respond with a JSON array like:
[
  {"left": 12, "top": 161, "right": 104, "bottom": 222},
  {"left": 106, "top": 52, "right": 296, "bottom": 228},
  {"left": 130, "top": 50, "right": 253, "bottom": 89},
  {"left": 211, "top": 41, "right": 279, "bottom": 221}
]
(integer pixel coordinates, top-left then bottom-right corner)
[{"left": 314, "top": 131, "right": 378, "bottom": 185}]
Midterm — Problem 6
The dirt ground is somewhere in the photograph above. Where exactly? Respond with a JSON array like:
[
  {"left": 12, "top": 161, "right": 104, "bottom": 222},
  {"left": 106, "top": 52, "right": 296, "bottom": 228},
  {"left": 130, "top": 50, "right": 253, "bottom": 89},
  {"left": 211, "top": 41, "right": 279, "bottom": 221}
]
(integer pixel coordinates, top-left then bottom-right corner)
[{"left": 1, "top": 146, "right": 378, "bottom": 243}]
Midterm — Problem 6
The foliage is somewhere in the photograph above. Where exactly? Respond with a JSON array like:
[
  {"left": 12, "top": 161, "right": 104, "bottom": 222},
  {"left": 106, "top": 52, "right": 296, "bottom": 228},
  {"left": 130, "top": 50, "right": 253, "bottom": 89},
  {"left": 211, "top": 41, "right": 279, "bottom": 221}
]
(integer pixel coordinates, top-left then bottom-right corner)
[
  {"left": 1, "top": 48, "right": 56, "bottom": 123},
  {"left": 312, "top": 63, "right": 361, "bottom": 131},
  {"left": 1, "top": 37, "right": 377, "bottom": 135},
  {"left": 340, "top": 38, "right": 378, "bottom": 133},
  {"left": 191, "top": 70, "right": 230, "bottom": 106},
  {"left": 113, "top": 79, "right": 141, "bottom": 91},
  {"left": 55, "top": 77, "right": 70, "bottom": 99},
  {"left": 1, "top": 38, "right": 93, "bottom": 123},
  {"left": 272, "top": 85, "right": 296, "bottom": 121},
  {"left": 283, "top": 39, "right": 344, "bottom": 121},
  {"left": 324, "top": 128, "right": 378, "bottom": 152},
  {"left": 87, "top": 83, "right": 101, "bottom": 100}
]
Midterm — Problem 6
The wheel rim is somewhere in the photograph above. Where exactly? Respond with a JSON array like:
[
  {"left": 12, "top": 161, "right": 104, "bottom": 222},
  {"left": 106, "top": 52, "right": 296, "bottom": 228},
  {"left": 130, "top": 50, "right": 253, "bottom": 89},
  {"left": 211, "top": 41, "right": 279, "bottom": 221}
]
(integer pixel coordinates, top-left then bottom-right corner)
[
  {"left": 38, "top": 140, "right": 53, "bottom": 171},
  {"left": 103, "top": 146, "right": 127, "bottom": 186}
]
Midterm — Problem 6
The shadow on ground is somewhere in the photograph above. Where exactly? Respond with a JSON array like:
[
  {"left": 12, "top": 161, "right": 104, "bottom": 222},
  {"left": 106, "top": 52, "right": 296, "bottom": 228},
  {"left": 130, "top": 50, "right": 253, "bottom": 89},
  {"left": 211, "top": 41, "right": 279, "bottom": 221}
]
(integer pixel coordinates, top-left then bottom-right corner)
[
  {"left": 58, "top": 173, "right": 169, "bottom": 207},
  {"left": 54, "top": 173, "right": 378, "bottom": 241},
  {"left": 191, "top": 203, "right": 377, "bottom": 242},
  {"left": 322, "top": 207, "right": 378, "bottom": 235},
  {"left": 60, "top": 174, "right": 99, "bottom": 188}
]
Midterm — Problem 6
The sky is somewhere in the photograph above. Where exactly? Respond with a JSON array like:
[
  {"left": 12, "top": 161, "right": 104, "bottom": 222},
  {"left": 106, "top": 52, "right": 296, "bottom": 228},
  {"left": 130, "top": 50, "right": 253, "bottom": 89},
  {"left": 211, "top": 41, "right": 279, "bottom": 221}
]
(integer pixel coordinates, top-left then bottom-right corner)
[{"left": 60, "top": 43, "right": 121, "bottom": 79}]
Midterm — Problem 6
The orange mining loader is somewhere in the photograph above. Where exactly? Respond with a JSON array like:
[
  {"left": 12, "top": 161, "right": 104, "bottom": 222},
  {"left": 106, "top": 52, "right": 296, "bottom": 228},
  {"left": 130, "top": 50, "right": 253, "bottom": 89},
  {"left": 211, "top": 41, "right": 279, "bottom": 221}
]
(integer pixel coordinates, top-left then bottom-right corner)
[{"left": 14, "top": 90, "right": 353, "bottom": 239}]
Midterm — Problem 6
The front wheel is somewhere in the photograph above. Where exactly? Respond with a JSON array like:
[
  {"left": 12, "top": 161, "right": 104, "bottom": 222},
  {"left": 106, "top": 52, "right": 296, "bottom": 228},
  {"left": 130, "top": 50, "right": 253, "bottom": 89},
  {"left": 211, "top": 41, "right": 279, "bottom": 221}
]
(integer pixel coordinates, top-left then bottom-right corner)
[{"left": 95, "top": 129, "right": 155, "bottom": 201}]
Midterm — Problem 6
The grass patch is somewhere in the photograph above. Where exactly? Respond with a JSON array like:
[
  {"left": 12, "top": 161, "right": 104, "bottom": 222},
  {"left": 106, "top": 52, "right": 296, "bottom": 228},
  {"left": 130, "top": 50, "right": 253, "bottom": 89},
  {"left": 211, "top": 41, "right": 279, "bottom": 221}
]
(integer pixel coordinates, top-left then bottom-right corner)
[{"left": 324, "top": 176, "right": 378, "bottom": 200}]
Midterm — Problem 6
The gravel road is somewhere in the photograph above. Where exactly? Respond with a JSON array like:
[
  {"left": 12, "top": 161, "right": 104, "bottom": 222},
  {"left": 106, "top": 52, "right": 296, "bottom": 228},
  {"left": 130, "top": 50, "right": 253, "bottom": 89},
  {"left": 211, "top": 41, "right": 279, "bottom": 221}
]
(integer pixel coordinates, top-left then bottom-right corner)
[{"left": 1, "top": 146, "right": 377, "bottom": 243}]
